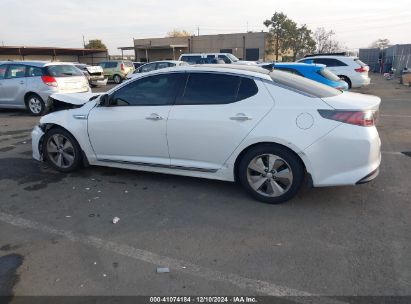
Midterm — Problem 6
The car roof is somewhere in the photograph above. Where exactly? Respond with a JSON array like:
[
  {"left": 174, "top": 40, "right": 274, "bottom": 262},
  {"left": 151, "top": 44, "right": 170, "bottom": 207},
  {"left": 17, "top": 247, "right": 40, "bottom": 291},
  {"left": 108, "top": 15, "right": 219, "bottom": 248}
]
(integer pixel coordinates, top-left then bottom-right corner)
[
  {"left": 139, "top": 64, "right": 272, "bottom": 80},
  {"left": 0, "top": 61, "right": 78, "bottom": 67},
  {"left": 302, "top": 55, "right": 357, "bottom": 60},
  {"left": 143, "top": 60, "right": 185, "bottom": 64}
]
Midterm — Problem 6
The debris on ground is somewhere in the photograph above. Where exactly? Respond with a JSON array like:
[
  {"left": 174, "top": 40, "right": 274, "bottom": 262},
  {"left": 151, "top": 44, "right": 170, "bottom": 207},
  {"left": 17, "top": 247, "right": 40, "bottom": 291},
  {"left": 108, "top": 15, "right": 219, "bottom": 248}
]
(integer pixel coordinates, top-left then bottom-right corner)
[
  {"left": 103, "top": 273, "right": 107, "bottom": 277},
  {"left": 124, "top": 190, "right": 128, "bottom": 193},
  {"left": 93, "top": 197, "right": 100, "bottom": 200},
  {"left": 156, "top": 267, "right": 170, "bottom": 273},
  {"left": 93, "top": 262, "right": 97, "bottom": 265},
  {"left": 65, "top": 215, "right": 71, "bottom": 218},
  {"left": 112, "top": 217, "right": 120, "bottom": 224},
  {"left": 85, "top": 188, "right": 90, "bottom": 191}
]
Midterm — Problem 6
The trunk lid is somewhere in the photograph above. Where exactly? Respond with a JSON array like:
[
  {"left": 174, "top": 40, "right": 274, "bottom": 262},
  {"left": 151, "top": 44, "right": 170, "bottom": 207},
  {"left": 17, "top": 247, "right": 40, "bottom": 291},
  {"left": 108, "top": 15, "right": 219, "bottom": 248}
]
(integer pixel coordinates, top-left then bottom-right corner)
[
  {"left": 55, "top": 76, "right": 89, "bottom": 93},
  {"left": 321, "top": 91, "right": 381, "bottom": 111}
]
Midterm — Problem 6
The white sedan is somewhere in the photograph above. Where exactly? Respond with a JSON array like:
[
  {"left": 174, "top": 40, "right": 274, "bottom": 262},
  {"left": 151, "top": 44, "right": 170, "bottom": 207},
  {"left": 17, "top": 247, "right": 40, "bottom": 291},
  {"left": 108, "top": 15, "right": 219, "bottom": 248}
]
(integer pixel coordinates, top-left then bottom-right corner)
[{"left": 31, "top": 65, "right": 381, "bottom": 204}]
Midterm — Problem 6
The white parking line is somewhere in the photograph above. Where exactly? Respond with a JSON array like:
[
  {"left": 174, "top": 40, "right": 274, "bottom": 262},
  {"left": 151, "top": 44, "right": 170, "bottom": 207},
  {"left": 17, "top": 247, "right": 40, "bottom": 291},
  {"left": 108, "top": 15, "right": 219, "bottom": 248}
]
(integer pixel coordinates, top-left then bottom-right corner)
[
  {"left": 380, "top": 114, "right": 411, "bottom": 118},
  {"left": 0, "top": 212, "right": 347, "bottom": 304}
]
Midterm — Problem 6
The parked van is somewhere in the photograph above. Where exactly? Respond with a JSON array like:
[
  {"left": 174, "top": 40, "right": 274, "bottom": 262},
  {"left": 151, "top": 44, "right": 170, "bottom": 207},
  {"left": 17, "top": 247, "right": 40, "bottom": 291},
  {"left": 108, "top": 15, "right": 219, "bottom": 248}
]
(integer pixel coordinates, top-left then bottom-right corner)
[{"left": 179, "top": 53, "right": 257, "bottom": 65}]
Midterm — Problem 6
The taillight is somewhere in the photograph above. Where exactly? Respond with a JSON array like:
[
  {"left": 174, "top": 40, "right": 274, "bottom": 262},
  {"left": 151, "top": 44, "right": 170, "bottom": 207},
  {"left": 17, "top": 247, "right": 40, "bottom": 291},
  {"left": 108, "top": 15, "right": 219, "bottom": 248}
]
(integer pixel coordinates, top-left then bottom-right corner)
[
  {"left": 41, "top": 76, "right": 58, "bottom": 87},
  {"left": 355, "top": 66, "right": 368, "bottom": 73},
  {"left": 318, "top": 110, "right": 377, "bottom": 127},
  {"left": 120, "top": 63, "right": 125, "bottom": 71}
]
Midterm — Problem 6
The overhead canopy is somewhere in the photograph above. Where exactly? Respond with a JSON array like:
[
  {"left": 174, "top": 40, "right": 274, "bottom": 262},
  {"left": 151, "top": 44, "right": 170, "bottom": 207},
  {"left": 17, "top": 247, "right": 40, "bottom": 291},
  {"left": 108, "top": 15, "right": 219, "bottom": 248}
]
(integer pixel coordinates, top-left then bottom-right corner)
[
  {"left": 0, "top": 46, "right": 107, "bottom": 56},
  {"left": 135, "top": 44, "right": 188, "bottom": 50}
]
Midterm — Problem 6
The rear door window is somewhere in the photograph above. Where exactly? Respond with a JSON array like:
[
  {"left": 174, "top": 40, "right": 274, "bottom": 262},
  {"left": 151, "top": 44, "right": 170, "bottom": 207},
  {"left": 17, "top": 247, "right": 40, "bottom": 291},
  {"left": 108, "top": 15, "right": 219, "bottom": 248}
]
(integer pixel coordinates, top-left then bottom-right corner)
[
  {"left": 0, "top": 64, "right": 7, "bottom": 79},
  {"left": 237, "top": 78, "right": 258, "bottom": 101},
  {"left": 218, "top": 55, "right": 231, "bottom": 63},
  {"left": 177, "top": 73, "right": 240, "bottom": 105},
  {"left": 180, "top": 56, "right": 202, "bottom": 64},
  {"left": 105, "top": 62, "right": 118, "bottom": 68},
  {"left": 46, "top": 65, "right": 83, "bottom": 77},
  {"left": 27, "top": 66, "right": 44, "bottom": 77},
  {"left": 156, "top": 62, "right": 171, "bottom": 69},
  {"left": 140, "top": 63, "right": 156, "bottom": 73},
  {"left": 5, "top": 64, "right": 27, "bottom": 79},
  {"left": 314, "top": 58, "right": 347, "bottom": 67}
]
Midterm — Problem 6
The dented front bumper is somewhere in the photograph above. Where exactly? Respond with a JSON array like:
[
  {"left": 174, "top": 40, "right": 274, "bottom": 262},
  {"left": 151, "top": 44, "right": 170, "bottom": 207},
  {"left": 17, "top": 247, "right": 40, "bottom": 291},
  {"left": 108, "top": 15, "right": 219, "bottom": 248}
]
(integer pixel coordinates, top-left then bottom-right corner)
[{"left": 31, "top": 125, "right": 45, "bottom": 161}]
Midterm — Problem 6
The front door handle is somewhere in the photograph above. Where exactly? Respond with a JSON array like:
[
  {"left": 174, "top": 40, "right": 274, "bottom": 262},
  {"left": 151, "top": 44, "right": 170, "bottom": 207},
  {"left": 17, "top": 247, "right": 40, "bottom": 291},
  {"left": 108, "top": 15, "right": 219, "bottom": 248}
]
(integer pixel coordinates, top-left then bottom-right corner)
[
  {"left": 230, "top": 113, "right": 252, "bottom": 121},
  {"left": 146, "top": 113, "right": 163, "bottom": 121}
]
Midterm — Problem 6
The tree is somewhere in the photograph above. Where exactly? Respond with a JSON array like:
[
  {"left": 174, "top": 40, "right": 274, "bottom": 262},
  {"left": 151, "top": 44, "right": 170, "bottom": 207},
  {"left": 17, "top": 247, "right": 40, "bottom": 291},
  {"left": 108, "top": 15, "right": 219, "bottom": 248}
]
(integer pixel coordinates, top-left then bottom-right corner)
[
  {"left": 313, "top": 27, "right": 344, "bottom": 53},
  {"left": 287, "top": 24, "right": 316, "bottom": 60},
  {"left": 85, "top": 39, "right": 107, "bottom": 50},
  {"left": 369, "top": 38, "right": 390, "bottom": 49},
  {"left": 166, "top": 29, "right": 193, "bottom": 37},
  {"left": 264, "top": 12, "right": 294, "bottom": 61}
]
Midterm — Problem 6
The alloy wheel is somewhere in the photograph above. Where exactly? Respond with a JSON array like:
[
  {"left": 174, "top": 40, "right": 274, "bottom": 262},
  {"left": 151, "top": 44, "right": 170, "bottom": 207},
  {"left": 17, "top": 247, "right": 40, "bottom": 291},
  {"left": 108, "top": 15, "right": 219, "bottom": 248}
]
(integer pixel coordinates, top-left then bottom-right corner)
[
  {"left": 46, "top": 134, "right": 76, "bottom": 169},
  {"left": 28, "top": 97, "right": 43, "bottom": 114},
  {"left": 246, "top": 154, "right": 293, "bottom": 197}
]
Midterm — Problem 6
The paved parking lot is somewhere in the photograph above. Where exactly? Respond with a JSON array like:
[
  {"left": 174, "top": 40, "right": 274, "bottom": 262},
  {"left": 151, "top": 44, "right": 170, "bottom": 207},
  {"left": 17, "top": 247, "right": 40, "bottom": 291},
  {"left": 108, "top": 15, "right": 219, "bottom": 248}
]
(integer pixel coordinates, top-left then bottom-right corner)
[{"left": 0, "top": 75, "right": 410, "bottom": 299}]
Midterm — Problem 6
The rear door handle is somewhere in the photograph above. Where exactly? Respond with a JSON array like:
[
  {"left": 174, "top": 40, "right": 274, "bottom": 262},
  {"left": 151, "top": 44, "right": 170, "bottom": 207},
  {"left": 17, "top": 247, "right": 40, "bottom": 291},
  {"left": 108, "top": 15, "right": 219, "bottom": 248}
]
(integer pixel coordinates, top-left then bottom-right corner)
[
  {"left": 230, "top": 113, "right": 252, "bottom": 121},
  {"left": 146, "top": 113, "right": 163, "bottom": 121}
]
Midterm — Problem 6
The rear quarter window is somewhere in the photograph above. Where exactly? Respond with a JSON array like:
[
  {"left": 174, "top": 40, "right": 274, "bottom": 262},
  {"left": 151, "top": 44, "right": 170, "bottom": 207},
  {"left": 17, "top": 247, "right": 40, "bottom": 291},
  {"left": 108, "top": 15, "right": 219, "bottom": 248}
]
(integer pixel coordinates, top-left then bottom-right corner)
[
  {"left": 46, "top": 65, "right": 83, "bottom": 77},
  {"left": 270, "top": 70, "right": 342, "bottom": 98}
]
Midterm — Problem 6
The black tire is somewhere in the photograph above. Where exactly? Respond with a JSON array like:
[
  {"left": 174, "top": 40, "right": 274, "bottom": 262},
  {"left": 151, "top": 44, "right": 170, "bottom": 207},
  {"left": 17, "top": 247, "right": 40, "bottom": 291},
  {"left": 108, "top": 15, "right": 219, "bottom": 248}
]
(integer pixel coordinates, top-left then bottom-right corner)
[
  {"left": 25, "top": 93, "right": 46, "bottom": 116},
  {"left": 238, "top": 144, "right": 305, "bottom": 204},
  {"left": 113, "top": 74, "right": 122, "bottom": 84},
  {"left": 339, "top": 76, "right": 352, "bottom": 89},
  {"left": 43, "top": 127, "right": 82, "bottom": 173}
]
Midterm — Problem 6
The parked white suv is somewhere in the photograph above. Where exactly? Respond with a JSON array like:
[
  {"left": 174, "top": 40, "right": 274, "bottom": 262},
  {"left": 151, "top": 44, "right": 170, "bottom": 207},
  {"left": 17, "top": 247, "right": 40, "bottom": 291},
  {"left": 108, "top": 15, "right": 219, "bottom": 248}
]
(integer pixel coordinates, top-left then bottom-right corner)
[
  {"left": 179, "top": 53, "right": 256, "bottom": 65},
  {"left": 298, "top": 55, "right": 370, "bottom": 88}
]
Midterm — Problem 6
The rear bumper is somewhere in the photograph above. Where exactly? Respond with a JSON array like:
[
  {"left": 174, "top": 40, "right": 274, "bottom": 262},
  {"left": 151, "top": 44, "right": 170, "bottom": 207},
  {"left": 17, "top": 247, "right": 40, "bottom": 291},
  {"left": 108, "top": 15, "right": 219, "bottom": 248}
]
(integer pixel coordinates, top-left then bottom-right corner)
[
  {"left": 351, "top": 74, "right": 371, "bottom": 88},
  {"left": 356, "top": 167, "right": 380, "bottom": 184},
  {"left": 31, "top": 126, "right": 45, "bottom": 161},
  {"left": 304, "top": 124, "right": 381, "bottom": 187},
  {"left": 90, "top": 78, "right": 108, "bottom": 86}
]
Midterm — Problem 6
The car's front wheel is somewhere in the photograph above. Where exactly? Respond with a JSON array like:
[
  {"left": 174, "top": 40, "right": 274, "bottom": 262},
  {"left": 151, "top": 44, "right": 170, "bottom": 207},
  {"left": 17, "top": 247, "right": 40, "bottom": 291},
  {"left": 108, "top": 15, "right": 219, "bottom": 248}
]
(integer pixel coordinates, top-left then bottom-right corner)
[
  {"left": 238, "top": 144, "right": 305, "bottom": 204},
  {"left": 43, "top": 128, "right": 81, "bottom": 173}
]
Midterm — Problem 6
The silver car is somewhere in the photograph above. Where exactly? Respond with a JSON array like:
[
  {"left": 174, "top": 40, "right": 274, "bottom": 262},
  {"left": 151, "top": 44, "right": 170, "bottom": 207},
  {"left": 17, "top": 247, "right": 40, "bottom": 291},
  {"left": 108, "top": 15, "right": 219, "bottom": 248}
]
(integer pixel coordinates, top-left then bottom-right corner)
[{"left": 0, "top": 61, "right": 90, "bottom": 116}]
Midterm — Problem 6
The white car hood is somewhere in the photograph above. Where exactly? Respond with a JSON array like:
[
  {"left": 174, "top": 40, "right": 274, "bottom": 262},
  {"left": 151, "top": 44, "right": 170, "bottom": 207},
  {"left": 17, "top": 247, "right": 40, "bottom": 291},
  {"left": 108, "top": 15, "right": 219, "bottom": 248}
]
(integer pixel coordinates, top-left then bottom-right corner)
[{"left": 50, "top": 92, "right": 100, "bottom": 106}]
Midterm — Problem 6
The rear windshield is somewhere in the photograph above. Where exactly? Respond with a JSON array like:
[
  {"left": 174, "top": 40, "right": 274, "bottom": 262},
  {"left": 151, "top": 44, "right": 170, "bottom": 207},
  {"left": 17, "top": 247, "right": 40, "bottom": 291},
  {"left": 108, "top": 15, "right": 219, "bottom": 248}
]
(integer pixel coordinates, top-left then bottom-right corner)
[
  {"left": 354, "top": 59, "right": 367, "bottom": 67},
  {"left": 46, "top": 65, "right": 83, "bottom": 77},
  {"left": 318, "top": 68, "right": 341, "bottom": 82},
  {"left": 269, "top": 70, "right": 342, "bottom": 98}
]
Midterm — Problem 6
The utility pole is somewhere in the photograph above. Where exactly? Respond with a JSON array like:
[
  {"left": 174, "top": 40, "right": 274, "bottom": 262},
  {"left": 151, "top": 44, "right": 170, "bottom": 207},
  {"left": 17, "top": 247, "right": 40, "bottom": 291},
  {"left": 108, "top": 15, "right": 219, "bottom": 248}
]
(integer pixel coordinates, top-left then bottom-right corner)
[
  {"left": 246, "top": 21, "right": 249, "bottom": 32},
  {"left": 82, "top": 34, "right": 86, "bottom": 48},
  {"left": 197, "top": 26, "right": 200, "bottom": 37}
]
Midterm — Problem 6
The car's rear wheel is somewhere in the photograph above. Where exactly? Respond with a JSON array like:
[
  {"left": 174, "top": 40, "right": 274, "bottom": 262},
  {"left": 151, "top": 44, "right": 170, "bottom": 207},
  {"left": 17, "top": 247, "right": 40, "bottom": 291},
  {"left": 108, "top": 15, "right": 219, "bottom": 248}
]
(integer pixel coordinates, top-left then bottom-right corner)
[
  {"left": 113, "top": 74, "right": 122, "bottom": 84},
  {"left": 43, "top": 128, "right": 81, "bottom": 173},
  {"left": 339, "top": 76, "right": 352, "bottom": 89},
  {"left": 238, "top": 144, "right": 304, "bottom": 204},
  {"left": 26, "top": 94, "right": 46, "bottom": 116}
]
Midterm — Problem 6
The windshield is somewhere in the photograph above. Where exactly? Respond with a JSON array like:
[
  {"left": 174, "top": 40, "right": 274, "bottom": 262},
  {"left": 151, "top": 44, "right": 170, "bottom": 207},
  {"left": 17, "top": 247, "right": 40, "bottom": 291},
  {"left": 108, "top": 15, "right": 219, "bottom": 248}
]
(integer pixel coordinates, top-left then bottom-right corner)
[
  {"left": 318, "top": 68, "right": 341, "bottom": 82},
  {"left": 270, "top": 69, "right": 342, "bottom": 98},
  {"left": 227, "top": 54, "right": 239, "bottom": 62}
]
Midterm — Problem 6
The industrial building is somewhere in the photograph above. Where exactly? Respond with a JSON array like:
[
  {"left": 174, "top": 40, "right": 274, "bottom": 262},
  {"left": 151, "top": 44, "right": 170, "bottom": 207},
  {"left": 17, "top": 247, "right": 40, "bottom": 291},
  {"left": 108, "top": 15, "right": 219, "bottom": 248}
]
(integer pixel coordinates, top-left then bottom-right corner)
[
  {"left": 359, "top": 44, "right": 411, "bottom": 75},
  {"left": 0, "top": 46, "right": 108, "bottom": 65},
  {"left": 122, "top": 32, "right": 274, "bottom": 62}
]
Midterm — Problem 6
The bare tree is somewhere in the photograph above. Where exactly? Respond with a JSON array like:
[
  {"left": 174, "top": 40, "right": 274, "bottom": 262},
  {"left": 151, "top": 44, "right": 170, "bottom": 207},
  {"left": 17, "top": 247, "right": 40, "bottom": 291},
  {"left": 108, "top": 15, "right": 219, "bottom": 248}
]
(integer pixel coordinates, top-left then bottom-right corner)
[
  {"left": 369, "top": 38, "right": 390, "bottom": 49},
  {"left": 166, "top": 29, "right": 193, "bottom": 37},
  {"left": 313, "top": 27, "right": 344, "bottom": 53}
]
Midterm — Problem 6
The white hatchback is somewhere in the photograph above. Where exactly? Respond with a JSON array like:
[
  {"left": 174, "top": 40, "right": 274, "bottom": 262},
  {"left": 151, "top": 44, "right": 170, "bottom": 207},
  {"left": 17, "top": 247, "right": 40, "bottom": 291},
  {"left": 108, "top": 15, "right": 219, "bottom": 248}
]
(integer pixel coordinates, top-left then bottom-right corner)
[
  {"left": 298, "top": 56, "right": 371, "bottom": 89},
  {"left": 31, "top": 65, "right": 381, "bottom": 204}
]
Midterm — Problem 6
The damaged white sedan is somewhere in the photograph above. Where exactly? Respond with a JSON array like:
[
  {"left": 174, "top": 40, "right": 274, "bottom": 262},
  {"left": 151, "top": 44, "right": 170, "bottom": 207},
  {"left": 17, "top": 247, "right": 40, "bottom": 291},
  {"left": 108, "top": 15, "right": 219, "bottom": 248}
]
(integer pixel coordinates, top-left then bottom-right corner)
[{"left": 32, "top": 65, "right": 381, "bottom": 204}]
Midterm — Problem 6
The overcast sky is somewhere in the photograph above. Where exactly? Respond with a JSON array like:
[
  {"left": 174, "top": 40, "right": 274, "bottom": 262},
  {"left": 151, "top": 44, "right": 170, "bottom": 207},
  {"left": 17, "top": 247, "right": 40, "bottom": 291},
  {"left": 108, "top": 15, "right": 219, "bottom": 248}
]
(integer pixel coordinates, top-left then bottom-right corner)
[{"left": 1, "top": 0, "right": 410, "bottom": 54}]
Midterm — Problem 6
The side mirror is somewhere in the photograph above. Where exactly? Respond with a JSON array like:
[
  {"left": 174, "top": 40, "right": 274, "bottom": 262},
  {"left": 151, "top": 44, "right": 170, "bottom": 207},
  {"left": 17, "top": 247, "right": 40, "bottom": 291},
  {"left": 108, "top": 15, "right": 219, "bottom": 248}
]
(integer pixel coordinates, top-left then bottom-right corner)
[{"left": 99, "top": 94, "right": 110, "bottom": 107}]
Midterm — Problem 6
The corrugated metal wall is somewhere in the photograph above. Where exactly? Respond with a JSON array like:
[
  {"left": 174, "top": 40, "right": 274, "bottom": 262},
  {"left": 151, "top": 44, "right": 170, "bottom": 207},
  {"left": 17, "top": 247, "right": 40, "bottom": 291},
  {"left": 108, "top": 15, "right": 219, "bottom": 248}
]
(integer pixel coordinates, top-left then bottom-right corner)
[
  {"left": 359, "top": 48, "right": 381, "bottom": 72},
  {"left": 384, "top": 44, "right": 411, "bottom": 75}
]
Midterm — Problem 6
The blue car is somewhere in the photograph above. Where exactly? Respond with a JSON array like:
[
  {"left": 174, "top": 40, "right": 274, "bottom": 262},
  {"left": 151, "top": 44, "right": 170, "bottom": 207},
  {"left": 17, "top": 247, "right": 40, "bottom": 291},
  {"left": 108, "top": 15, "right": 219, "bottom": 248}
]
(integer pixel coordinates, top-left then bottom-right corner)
[{"left": 259, "top": 62, "right": 349, "bottom": 91}]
